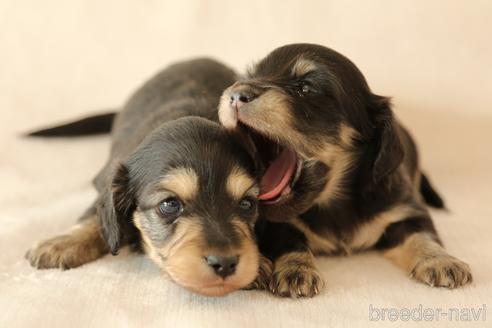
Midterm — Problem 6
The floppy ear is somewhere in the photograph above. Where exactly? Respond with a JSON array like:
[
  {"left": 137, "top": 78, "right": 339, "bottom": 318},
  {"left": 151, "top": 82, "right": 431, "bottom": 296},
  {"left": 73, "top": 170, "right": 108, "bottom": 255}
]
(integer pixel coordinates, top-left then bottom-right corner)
[
  {"left": 370, "top": 95, "right": 404, "bottom": 184},
  {"left": 97, "top": 164, "right": 136, "bottom": 255}
]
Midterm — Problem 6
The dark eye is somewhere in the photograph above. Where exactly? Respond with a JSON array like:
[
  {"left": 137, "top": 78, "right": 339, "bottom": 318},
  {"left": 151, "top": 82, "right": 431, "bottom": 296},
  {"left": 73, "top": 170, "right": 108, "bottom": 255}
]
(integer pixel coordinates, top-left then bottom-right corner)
[
  {"left": 301, "top": 83, "right": 311, "bottom": 94},
  {"left": 239, "top": 197, "right": 256, "bottom": 213},
  {"left": 158, "top": 197, "right": 183, "bottom": 218}
]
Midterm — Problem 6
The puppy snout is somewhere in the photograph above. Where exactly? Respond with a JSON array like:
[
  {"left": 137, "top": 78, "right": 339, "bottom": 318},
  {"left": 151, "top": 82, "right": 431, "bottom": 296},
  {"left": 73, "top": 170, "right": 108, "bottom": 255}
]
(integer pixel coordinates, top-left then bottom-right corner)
[
  {"left": 230, "top": 91, "right": 255, "bottom": 110},
  {"left": 206, "top": 255, "right": 239, "bottom": 278}
]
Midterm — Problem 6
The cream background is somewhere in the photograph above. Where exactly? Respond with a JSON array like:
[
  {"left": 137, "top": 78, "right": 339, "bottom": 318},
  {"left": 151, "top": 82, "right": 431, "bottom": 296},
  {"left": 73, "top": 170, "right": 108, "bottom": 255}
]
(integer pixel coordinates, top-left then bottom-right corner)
[{"left": 1, "top": 1, "right": 491, "bottom": 327}]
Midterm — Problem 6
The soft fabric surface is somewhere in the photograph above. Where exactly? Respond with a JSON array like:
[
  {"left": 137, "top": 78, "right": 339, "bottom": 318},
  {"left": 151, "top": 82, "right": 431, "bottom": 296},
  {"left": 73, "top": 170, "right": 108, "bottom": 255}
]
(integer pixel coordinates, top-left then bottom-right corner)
[{"left": 1, "top": 1, "right": 491, "bottom": 327}]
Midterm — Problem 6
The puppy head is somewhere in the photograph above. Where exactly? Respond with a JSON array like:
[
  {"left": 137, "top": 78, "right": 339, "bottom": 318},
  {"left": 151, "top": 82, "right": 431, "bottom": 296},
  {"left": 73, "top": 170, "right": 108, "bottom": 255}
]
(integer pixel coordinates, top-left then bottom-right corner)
[
  {"left": 218, "top": 43, "right": 403, "bottom": 220},
  {"left": 99, "top": 117, "right": 260, "bottom": 296}
]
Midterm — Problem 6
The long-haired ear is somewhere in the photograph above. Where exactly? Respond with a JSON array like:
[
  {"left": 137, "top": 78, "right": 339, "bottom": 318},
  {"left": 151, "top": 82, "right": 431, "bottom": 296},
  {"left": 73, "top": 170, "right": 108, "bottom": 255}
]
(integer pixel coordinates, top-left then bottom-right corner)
[
  {"left": 370, "top": 95, "right": 404, "bottom": 184},
  {"left": 97, "top": 164, "right": 136, "bottom": 255}
]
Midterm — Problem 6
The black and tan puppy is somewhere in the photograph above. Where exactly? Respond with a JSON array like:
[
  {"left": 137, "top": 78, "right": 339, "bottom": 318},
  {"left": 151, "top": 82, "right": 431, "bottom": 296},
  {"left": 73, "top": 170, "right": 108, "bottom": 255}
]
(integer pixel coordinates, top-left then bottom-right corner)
[
  {"left": 219, "top": 44, "right": 472, "bottom": 297},
  {"left": 26, "top": 58, "right": 272, "bottom": 296}
]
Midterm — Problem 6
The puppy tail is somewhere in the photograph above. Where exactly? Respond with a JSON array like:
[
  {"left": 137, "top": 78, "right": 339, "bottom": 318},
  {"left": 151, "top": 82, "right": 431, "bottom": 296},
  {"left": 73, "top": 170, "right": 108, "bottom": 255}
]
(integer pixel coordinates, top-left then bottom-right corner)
[
  {"left": 420, "top": 173, "right": 446, "bottom": 209},
  {"left": 24, "top": 112, "right": 116, "bottom": 137}
]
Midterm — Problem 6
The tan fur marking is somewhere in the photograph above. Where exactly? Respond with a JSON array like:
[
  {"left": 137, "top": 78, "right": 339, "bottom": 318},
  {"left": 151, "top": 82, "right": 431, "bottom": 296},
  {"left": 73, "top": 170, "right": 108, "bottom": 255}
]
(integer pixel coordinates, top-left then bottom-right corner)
[
  {"left": 230, "top": 218, "right": 262, "bottom": 287},
  {"left": 338, "top": 123, "right": 358, "bottom": 148},
  {"left": 26, "top": 215, "right": 108, "bottom": 269},
  {"left": 222, "top": 86, "right": 312, "bottom": 157},
  {"left": 226, "top": 167, "right": 258, "bottom": 200},
  {"left": 349, "top": 205, "right": 418, "bottom": 251},
  {"left": 292, "top": 206, "right": 416, "bottom": 255},
  {"left": 238, "top": 89, "right": 312, "bottom": 156},
  {"left": 292, "top": 58, "right": 317, "bottom": 77},
  {"left": 134, "top": 212, "right": 260, "bottom": 296},
  {"left": 291, "top": 218, "right": 339, "bottom": 254},
  {"left": 160, "top": 167, "right": 198, "bottom": 201},
  {"left": 313, "top": 124, "right": 359, "bottom": 206},
  {"left": 313, "top": 143, "right": 353, "bottom": 205},
  {"left": 248, "top": 90, "right": 294, "bottom": 128},
  {"left": 132, "top": 212, "right": 163, "bottom": 266},
  {"left": 383, "top": 233, "right": 472, "bottom": 288},
  {"left": 218, "top": 87, "right": 238, "bottom": 129},
  {"left": 270, "top": 250, "right": 324, "bottom": 298}
]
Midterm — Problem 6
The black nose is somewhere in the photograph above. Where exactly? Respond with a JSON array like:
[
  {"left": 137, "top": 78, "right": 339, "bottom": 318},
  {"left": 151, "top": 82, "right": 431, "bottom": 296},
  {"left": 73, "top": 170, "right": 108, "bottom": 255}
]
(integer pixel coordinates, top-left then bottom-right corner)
[
  {"left": 205, "top": 255, "right": 239, "bottom": 278},
  {"left": 230, "top": 92, "right": 255, "bottom": 110}
]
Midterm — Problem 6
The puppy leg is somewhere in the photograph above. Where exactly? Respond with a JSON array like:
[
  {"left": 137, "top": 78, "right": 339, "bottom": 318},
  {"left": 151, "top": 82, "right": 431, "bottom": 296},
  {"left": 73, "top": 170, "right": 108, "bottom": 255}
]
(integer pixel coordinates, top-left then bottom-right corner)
[
  {"left": 270, "top": 249, "right": 323, "bottom": 298},
  {"left": 26, "top": 212, "right": 109, "bottom": 270},
  {"left": 377, "top": 216, "right": 472, "bottom": 288},
  {"left": 256, "top": 221, "right": 324, "bottom": 298}
]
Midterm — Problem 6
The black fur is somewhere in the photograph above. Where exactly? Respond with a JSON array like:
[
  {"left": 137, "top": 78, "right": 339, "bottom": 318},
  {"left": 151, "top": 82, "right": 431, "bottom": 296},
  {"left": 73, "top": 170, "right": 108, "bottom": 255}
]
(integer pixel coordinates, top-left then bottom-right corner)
[
  {"left": 91, "top": 59, "right": 259, "bottom": 254},
  {"left": 28, "top": 58, "right": 261, "bottom": 256},
  {"left": 220, "top": 43, "right": 451, "bottom": 272},
  {"left": 25, "top": 112, "right": 116, "bottom": 137},
  {"left": 255, "top": 220, "right": 308, "bottom": 260},
  {"left": 375, "top": 216, "right": 440, "bottom": 250},
  {"left": 420, "top": 173, "right": 445, "bottom": 209},
  {"left": 25, "top": 58, "right": 270, "bottom": 296},
  {"left": 369, "top": 96, "right": 405, "bottom": 184}
]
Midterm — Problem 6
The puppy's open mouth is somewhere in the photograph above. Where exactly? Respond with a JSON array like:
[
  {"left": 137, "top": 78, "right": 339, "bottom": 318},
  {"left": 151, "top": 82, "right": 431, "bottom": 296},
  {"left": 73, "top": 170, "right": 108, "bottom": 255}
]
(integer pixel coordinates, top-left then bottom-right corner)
[{"left": 238, "top": 124, "right": 303, "bottom": 204}]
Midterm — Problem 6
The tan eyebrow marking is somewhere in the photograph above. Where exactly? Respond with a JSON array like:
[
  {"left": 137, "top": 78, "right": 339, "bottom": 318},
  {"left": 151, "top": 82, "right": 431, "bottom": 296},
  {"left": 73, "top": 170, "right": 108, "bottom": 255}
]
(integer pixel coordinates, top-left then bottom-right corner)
[
  {"left": 159, "top": 167, "right": 199, "bottom": 201},
  {"left": 226, "top": 167, "right": 258, "bottom": 200},
  {"left": 291, "top": 57, "right": 317, "bottom": 77}
]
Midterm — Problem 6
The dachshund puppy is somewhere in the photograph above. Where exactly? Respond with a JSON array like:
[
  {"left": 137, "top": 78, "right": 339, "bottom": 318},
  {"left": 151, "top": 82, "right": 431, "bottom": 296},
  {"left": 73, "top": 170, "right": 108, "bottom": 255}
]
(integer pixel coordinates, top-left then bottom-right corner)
[
  {"left": 26, "top": 58, "right": 272, "bottom": 296},
  {"left": 218, "top": 44, "right": 472, "bottom": 297}
]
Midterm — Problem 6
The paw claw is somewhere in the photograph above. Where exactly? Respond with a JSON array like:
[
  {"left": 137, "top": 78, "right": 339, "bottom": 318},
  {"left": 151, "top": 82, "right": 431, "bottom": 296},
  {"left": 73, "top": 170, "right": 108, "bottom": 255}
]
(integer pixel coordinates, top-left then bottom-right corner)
[
  {"left": 26, "top": 231, "right": 107, "bottom": 270},
  {"left": 411, "top": 255, "right": 472, "bottom": 289},
  {"left": 269, "top": 254, "right": 324, "bottom": 298}
]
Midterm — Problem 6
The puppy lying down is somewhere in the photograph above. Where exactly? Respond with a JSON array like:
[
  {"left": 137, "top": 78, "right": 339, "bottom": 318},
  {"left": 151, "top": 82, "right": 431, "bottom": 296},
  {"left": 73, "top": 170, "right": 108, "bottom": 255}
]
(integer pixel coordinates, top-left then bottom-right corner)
[
  {"left": 219, "top": 43, "right": 472, "bottom": 297},
  {"left": 26, "top": 59, "right": 271, "bottom": 296}
]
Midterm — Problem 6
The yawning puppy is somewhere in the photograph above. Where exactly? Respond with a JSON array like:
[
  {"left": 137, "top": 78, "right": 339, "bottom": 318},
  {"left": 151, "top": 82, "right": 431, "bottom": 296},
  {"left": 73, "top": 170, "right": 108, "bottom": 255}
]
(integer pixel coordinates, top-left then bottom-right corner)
[
  {"left": 218, "top": 44, "right": 472, "bottom": 297},
  {"left": 26, "top": 58, "right": 272, "bottom": 296}
]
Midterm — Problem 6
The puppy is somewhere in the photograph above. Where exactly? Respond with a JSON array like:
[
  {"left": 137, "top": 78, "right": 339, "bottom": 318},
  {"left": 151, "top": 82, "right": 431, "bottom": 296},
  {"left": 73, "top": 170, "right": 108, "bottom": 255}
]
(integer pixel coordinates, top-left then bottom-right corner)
[
  {"left": 218, "top": 44, "right": 472, "bottom": 297},
  {"left": 26, "top": 58, "right": 272, "bottom": 296}
]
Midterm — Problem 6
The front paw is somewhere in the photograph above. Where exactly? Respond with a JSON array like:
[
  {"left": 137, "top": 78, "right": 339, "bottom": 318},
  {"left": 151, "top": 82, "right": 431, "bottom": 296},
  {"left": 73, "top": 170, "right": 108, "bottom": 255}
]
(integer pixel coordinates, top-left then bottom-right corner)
[
  {"left": 269, "top": 252, "right": 324, "bottom": 298},
  {"left": 26, "top": 228, "right": 107, "bottom": 270},
  {"left": 411, "top": 255, "right": 473, "bottom": 288},
  {"left": 26, "top": 236, "right": 74, "bottom": 269},
  {"left": 26, "top": 235, "right": 85, "bottom": 269}
]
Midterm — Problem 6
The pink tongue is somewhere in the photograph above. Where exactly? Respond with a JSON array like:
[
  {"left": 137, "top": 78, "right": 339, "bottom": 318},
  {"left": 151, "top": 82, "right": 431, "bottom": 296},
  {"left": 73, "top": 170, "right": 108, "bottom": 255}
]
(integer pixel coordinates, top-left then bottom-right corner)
[{"left": 258, "top": 149, "right": 297, "bottom": 200}]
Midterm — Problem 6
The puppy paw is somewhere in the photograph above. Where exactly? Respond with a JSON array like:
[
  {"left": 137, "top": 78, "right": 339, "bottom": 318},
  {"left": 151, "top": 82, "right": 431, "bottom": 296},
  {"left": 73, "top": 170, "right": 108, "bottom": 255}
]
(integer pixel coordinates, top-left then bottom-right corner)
[
  {"left": 244, "top": 256, "right": 273, "bottom": 290},
  {"left": 26, "top": 222, "right": 108, "bottom": 270},
  {"left": 411, "top": 255, "right": 472, "bottom": 288},
  {"left": 26, "top": 235, "right": 80, "bottom": 269},
  {"left": 269, "top": 252, "right": 324, "bottom": 298}
]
